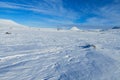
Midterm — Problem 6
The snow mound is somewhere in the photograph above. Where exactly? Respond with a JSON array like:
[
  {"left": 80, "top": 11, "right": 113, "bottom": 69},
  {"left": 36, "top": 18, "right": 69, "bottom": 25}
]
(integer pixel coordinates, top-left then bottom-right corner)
[
  {"left": 70, "top": 26, "right": 80, "bottom": 31},
  {"left": 0, "top": 19, "right": 28, "bottom": 29}
]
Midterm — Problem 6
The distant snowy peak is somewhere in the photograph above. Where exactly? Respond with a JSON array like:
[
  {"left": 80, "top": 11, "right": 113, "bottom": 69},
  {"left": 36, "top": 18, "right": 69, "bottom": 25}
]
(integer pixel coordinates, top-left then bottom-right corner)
[
  {"left": 0, "top": 19, "right": 28, "bottom": 29},
  {"left": 70, "top": 26, "right": 80, "bottom": 31}
]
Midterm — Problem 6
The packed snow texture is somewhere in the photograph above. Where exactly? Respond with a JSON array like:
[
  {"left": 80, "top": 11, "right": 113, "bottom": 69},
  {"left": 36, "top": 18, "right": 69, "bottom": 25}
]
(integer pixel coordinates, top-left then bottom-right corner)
[{"left": 0, "top": 26, "right": 120, "bottom": 80}]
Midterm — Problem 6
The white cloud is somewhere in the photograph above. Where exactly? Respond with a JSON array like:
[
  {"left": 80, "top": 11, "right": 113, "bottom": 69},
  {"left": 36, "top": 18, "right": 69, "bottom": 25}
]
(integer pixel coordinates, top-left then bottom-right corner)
[
  {"left": 0, "top": 2, "right": 29, "bottom": 9},
  {"left": 0, "top": 0, "right": 119, "bottom": 28},
  {"left": 0, "top": 1, "right": 78, "bottom": 20},
  {"left": 84, "top": 2, "right": 120, "bottom": 26},
  {"left": 0, "top": 0, "right": 79, "bottom": 27}
]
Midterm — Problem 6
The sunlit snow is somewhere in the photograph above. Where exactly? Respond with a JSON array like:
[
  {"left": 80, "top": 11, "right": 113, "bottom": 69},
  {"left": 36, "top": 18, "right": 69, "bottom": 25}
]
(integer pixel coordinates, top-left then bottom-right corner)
[{"left": 0, "top": 21, "right": 120, "bottom": 80}]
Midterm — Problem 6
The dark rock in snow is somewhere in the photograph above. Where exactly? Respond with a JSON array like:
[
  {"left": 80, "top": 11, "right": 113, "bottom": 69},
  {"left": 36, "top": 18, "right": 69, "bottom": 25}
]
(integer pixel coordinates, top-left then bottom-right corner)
[
  {"left": 81, "top": 44, "right": 96, "bottom": 49},
  {"left": 5, "top": 32, "right": 11, "bottom": 34},
  {"left": 112, "top": 26, "right": 120, "bottom": 29}
]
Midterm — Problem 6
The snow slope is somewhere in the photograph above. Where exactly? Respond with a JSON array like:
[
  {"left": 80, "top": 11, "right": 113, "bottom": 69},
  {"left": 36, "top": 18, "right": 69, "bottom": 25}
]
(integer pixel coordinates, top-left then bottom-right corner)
[
  {"left": 0, "top": 27, "right": 120, "bottom": 80},
  {"left": 0, "top": 19, "right": 28, "bottom": 29}
]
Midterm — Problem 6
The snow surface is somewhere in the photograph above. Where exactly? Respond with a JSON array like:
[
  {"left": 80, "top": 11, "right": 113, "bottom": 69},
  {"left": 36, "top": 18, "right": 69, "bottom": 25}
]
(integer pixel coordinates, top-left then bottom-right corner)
[
  {"left": 0, "top": 26, "right": 120, "bottom": 80},
  {"left": 70, "top": 26, "right": 80, "bottom": 31},
  {"left": 0, "top": 19, "right": 28, "bottom": 29}
]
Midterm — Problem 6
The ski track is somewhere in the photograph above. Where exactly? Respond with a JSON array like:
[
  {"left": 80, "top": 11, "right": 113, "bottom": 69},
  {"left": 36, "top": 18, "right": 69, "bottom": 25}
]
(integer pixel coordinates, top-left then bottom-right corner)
[{"left": 0, "top": 28, "right": 120, "bottom": 80}]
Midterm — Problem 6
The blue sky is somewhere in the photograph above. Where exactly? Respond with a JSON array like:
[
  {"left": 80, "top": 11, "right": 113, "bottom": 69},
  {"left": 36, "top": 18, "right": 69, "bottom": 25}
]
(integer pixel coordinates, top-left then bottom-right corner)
[{"left": 0, "top": 0, "right": 120, "bottom": 28}]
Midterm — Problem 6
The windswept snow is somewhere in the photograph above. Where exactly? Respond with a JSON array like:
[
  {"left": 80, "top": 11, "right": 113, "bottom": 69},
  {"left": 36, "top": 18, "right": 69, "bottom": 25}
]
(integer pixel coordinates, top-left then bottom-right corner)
[{"left": 0, "top": 27, "right": 120, "bottom": 80}]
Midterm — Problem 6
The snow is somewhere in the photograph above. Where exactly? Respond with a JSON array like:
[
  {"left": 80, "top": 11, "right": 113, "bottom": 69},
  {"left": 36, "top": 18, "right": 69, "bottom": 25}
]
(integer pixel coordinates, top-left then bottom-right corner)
[
  {"left": 0, "top": 19, "right": 28, "bottom": 29},
  {"left": 70, "top": 26, "right": 80, "bottom": 31},
  {"left": 0, "top": 26, "right": 120, "bottom": 80}
]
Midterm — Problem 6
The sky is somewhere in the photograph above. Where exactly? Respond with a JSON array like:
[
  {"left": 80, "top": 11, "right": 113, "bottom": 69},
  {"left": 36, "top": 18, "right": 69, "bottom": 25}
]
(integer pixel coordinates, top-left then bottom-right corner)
[{"left": 0, "top": 0, "right": 120, "bottom": 29}]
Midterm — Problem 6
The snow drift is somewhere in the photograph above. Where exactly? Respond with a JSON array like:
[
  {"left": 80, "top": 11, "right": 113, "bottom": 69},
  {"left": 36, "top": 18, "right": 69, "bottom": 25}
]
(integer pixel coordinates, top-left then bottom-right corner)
[{"left": 0, "top": 25, "right": 120, "bottom": 80}]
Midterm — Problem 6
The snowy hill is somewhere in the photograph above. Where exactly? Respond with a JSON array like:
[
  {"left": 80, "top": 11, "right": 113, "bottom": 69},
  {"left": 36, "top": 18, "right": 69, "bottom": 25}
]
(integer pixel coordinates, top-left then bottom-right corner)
[
  {"left": 0, "top": 19, "right": 28, "bottom": 29},
  {"left": 0, "top": 27, "right": 120, "bottom": 80},
  {"left": 70, "top": 26, "right": 80, "bottom": 31}
]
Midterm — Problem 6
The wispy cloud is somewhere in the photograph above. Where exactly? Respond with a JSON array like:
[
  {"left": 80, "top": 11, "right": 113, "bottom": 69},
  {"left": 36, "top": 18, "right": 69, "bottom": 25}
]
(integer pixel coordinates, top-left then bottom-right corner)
[
  {"left": 0, "top": 0, "right": 78, "bottom": 20},
  {"left": 84, "top": 1, "right": 120, "bottom": 26},
  {"left": 0, "top": 0, "right": 80, "bottom": 28},
  {"left": 0, "top": 0, "right": 120, "bottom": 28}
]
